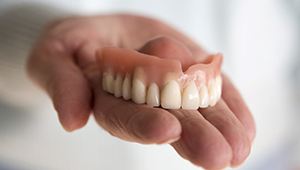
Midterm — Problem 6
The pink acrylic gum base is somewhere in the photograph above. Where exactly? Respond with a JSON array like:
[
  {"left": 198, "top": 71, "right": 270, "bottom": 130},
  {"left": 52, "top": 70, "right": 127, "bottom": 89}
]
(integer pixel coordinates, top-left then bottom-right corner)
[{"left": 97, "top": 47, "right": 223, "bottom": 89}]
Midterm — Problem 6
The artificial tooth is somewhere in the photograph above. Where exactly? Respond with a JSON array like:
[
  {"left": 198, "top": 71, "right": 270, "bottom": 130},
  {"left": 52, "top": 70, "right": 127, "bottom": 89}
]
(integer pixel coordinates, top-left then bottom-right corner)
[
  {"left": 208, "top": 79, "right": 218, "bottom": 106},
  {"left": 199, "top": 85, "right": 209, "bottom": 108},
  {"left": 182, "top": 81, "right": 200, "bottom": 109},
  {"left": 114, "top": 74, "right": 123, "bottom": 98},
  {"left": 161, "top": 80, "right": 181, "bottom": 109},
  {"left": 216, "top": 75, "right": 222, "bottom": 86},
  {"left": 146, "top": 83, "right": 160, "bottom": 107},
  {"left": 122, "top": 73, "right": 131, "bottom": 100},
  {"left": 102, "top": 71, "right": 114, "bottom": 94},
  {"left": 102, "top": 73, "right": 108, "bottom": 92},
  {"left": 162, "top": 73, "right": 177, "bottom": 85},
  {"left": 215, "top": 75, "right": 222, "bottom": 99},
  {"left": 132, "top": 68, "right": 146, "bottom": 104}
]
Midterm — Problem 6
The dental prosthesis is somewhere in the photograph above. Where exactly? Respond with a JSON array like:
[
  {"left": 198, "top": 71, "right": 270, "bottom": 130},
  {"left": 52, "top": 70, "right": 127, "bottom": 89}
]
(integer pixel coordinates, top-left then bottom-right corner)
[{"left": 98, "top": 39, "right": 223, "bottom": 110}]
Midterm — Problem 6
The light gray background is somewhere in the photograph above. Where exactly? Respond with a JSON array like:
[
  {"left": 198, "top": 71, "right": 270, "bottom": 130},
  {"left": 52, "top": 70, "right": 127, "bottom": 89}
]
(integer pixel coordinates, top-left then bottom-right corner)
[{"left": 0, "top": 0, "right": 299, "bottom": 169}]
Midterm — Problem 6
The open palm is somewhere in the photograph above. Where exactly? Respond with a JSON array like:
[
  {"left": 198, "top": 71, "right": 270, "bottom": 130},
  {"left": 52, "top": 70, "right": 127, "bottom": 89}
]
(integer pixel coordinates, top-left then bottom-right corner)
[{"left": 27, "top": 14, "right": 255, "bottom": 169}]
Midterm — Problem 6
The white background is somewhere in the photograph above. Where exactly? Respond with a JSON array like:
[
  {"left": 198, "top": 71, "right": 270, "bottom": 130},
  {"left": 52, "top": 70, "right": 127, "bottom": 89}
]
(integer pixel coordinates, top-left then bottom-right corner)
[{"left": 0, "top": 0, "right": 299, "bottom": 169}]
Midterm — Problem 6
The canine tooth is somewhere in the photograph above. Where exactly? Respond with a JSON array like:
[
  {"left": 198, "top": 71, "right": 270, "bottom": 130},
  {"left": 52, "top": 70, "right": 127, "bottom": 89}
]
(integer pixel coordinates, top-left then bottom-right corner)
[
  {"left": 208, "top": 79, "right": 218, "bottom": 106},
  {"left": 132, "top": 79, "right": 146, "bottom": 104},
  {"left": 199, "top": 85, "right": 209, "bottom": 108},
  {"left": 122, "top": 73, "right": 131, "bottom": 100},
  {"left": 132, "top": 68, "right": 146, "bottom": 104},
  {"left": 114, "top": 74, "right": 123, "bottom": 98},
  {"left": 146, "top": 83, "right": 160, "bottom": 107},
  {"left": 161, "top": 80, "right": 181, "bottom": 109},
  {"left": 162, "top": 73, "right": 177, "bottom": 85},
  {"left": 182, "top": 81, "right": 200, "bottom": 109}
]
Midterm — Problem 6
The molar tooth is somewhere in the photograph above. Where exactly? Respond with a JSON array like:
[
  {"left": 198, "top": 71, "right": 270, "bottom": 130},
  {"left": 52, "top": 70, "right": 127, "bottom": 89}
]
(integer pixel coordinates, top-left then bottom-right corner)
[
  {"left": 215, "top": 75, "right": 222, "bottom": 99},
  {"left": 102, "top": 73, "right": 108, "bottom": 92},
  {"left": 182, "top": 81, "right": 200, "bottom": 109},
  {"left": 208, "top": 79, "right": 218, "bottom": 106},
  {"left": 216, "top": 75, "right": 222, "bottom": 86},
  {"left": 161, "top": 80, "right": 181, "bottom": 109},
  {"left": 114, "top": 74, "right": 123, "bottom": 98},
  {"left": 122, "top": 73, "right": 131, "bottom": 100},
  {"left": 199, "top": 85, "right": 209, "bottom": 108},
  {"left": 132, "top": 68, "right": 146, "bottom": 104},
  {"left": 146, "top": 83, "right": 160, "bottom": 107},
  {"left": 102, "top": 71, "right": 114, "bottom": 94}
]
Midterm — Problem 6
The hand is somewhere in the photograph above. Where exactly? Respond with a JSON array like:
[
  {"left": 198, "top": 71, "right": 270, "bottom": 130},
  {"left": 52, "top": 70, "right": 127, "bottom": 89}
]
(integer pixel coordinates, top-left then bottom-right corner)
[{"left": 27, "top": 14, "right": 255, "bottom": 169}]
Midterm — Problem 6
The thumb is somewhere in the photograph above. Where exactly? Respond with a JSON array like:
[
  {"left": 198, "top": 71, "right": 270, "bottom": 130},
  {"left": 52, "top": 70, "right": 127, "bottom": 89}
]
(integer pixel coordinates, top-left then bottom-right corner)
[
  {"left": 27, "top": 41, "right": 91, "bottom": 131},
  {"left": 139, "top": 36, "right": 194, "bottom": 68}
]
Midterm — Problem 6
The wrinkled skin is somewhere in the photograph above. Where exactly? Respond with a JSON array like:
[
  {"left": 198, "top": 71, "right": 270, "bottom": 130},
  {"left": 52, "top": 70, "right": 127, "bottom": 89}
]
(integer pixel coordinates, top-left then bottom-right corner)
[{"left": 27, "top": 14, "right": 256, "bottom": 170}]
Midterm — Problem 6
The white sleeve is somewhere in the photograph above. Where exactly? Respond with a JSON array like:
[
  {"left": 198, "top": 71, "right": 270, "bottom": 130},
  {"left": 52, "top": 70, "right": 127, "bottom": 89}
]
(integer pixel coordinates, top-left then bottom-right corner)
[{"left": 0, "top": 3, "right": 74, "bottom": 108}]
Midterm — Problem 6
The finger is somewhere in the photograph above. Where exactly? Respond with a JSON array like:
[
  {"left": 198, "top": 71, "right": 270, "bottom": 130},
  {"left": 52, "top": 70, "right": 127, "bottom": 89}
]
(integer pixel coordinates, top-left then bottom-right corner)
[
  {"left": 93, "top": 81, "right": 181, "bottom": 144},
  {"left": 138, "top": 36, "right": 251, "bottom": 166},
  {"left": 138, "top": 36, "right": 232, "bottom": 168},
  {"left": 221, "top": 74, "right": 256, "bottom": 142},
  {"left": 169, "top": 109, "right": 232, "bottom": 170},
  {"left": 199, "top": 100, "right": 251, "bottom": 167},
  {"left": 139, "top": 36, "right": 194, "bottom": 69},
  {"left": 27, "top": 44, "right": 91, "bottom": 131}
]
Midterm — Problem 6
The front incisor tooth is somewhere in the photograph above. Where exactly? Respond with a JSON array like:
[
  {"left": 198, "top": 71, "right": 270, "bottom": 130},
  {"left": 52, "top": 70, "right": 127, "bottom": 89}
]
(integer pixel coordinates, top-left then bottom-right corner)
[
  {"left": 114, "top": 74, "right": 123, "bottom": 98},
  {"left": 208, "top": 79, "right": 218, "bottom": 106},
  {"left": 122, "top": 73, "right": 131, "bottom": 100},
  {"left": 146, "top": 83, "right": 160, "bottom": 107},
  {"left": 182, "top": 81, "right": 200, "bottom": 109},
  {"left": 161, "top": 80, "right": 181, "bottom": 109},
  {"left": 131, "top": 68, "right": 146, "bottom": 104},
  {"left": 199, "top": 85, "right": 209, "bottom": 108}
]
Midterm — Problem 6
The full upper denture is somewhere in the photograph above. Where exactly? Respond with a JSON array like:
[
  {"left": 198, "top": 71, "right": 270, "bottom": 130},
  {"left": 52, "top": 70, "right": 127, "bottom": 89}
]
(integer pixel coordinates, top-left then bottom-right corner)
[{"left": 97, "top": 38, "right": 223, "bottom": 110}]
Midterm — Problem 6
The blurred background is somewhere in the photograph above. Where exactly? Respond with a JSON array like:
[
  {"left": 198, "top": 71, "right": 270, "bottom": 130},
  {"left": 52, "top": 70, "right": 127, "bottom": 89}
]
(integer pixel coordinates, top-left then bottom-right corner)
[{"left": 0, "top": 0, "right": 299, "bottom": 169}]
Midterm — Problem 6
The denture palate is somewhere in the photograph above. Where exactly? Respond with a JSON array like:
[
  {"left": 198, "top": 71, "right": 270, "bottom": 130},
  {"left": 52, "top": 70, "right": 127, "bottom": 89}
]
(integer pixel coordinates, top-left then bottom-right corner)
[{"left": 98, "top": 47, "right": 223, "bottom": 110}]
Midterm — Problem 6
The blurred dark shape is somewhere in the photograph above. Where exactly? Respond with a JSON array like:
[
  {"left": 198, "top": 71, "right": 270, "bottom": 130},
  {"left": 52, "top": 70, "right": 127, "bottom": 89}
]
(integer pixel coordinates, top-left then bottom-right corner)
[
  {"left": 0, "top": 158, "right": 36, "bottom": 170},
  {"left": 0, "top": 99, "right": 32, "bottom": 136}
]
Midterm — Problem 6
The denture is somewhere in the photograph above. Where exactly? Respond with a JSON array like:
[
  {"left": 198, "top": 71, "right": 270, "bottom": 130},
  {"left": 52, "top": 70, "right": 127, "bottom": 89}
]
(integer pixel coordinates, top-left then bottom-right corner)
[{"left": 97, "top": 38, "right": 223, "bottom": 110}]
